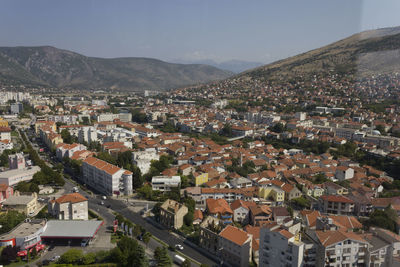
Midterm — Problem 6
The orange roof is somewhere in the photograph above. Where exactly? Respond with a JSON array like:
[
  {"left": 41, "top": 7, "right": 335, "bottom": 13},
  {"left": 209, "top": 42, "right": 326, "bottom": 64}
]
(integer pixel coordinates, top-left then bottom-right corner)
[
  {"left": 55, "top": 193, "right": 87, "bottom": 204},
  {"left": 83, "top": 157, "right": 122, "bottom": 175},
  {"left": 194, "top": 209, "right": 203, "bottom": 221},
  {"left": 230, "top": 199, "right": 257, "bottom": 211},
  {"left": 328, "top": 215, "right": 362, "bottom": 230},
  {"left": 206, "top": 198, "right": 233, "bottom": 215},
  {"left": 316, "top": 230, "right": 367, "bottom": 247},
  {"left": 321, "top": 195, "right": 354, "bottom": 204},
  {"left": 219, "top": 225, "right": 251, "bottom": 246}
]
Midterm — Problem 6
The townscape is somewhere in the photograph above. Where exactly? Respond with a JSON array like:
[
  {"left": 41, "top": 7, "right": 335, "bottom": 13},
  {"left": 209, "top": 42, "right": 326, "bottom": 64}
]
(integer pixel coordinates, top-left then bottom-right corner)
[
  {"left": 0, "top": 67, "right": 399, "bottom": 267},
  {"left": 2, "top": 2, "right": 400, "bottom": 267}
]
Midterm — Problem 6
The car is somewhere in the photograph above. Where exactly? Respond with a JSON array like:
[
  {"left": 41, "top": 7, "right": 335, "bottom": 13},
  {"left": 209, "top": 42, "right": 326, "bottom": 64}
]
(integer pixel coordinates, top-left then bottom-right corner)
[
  {"left": 99, "top": 201, "right": 104, "bottom": 205},
  {"left": 48, "top": 244, "right": 55, "bottom": 251},
  {"left": 51, "top": 255, "right": 60, "bottom": 262},
  {"left": 106, "top": 204, "right": 111, "bottom": 208},
  {"left": 175, "top": 244, "right": 184, "bottom": 250},
  {"left": 102, "top": 195, "right": 107, "bottom": 200}
]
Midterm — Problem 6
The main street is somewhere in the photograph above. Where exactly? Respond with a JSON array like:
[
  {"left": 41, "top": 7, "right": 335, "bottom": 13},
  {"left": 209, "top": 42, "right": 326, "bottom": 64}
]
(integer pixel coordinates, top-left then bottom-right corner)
[{"left": 23, "top": 128, "right": 218, "bottom": 266}]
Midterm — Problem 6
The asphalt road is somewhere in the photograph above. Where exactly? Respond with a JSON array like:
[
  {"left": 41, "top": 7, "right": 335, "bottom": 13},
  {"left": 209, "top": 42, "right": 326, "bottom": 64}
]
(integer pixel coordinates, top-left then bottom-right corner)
[{"left": 24, "top": 128, "right": 219, "bottom": 267}]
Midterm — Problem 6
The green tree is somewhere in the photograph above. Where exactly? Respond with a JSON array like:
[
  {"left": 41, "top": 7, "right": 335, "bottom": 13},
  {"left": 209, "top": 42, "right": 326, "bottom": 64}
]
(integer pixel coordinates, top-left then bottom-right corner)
[
  {"left": 181, "top": 259, "right": 191, "bottom": 267},
  {"left": 96, "top": 152, "right": 117, "bottom": 165},
  {"left": 59, "top": 249, "right": 83, "bottom": 264},
  {"left": 154, "top": 246, "right": 172, "bottom": 267},
  {"left": 142, "top": 232, "right": 152, "bottom": 247},
  {"left": 1, "top": 245, "right": 18, "bottom": 264},
  {"left": 61, "top": 129, "right": 74, "bottom": 144},
  {"left": 82, "top": 252, "right": 96, "bottom": 265}
]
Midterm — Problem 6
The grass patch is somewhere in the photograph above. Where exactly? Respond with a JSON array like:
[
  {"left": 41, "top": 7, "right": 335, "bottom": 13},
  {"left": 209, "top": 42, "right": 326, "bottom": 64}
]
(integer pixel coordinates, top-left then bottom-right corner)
[{"left": 88, "top": 209, "right": 103, "bottom": 221}]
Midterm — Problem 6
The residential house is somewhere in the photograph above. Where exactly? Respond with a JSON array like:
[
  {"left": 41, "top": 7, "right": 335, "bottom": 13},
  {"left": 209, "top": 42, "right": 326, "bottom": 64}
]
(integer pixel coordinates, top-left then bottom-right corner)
[
  {"left": 219, "top": 225, "right": 253, "bottom": 267},
  {"left": 159, "top": 199, "right": 188, "bottom": 230},
  {"left": 48, "top": 193, "right": 88, "bottom": 220},
  {"left": 320, "top": 195, "right": 355, "bottom": 215}
]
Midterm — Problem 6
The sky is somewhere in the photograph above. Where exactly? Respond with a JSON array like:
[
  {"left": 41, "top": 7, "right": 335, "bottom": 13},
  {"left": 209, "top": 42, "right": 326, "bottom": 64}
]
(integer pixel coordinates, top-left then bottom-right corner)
[{"left": 1, "top": 0, "right": 400, "bottom": 64}]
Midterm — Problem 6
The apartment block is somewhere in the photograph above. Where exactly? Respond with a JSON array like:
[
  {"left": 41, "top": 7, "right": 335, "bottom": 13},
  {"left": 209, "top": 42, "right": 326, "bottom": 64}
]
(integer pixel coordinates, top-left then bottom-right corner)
[
  {"left": 219, "top": 225, "right": 252, "bottom": 267},
  {"left": 259, "top": 225, "right": 304, "bottom": 267},
  {"left": 82, "top": 157, "right": 133, "bottom": 196},
  {"left": 320, "top": 195, "right": 355, "bottom": 215}
]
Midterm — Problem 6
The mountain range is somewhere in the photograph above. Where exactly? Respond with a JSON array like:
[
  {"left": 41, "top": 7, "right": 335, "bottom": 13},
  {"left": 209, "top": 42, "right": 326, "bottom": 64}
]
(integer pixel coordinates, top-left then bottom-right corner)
[
  {"left": 172, "top": 59, "right": 264, "bottom": 73},
  {"left": 0, "top": 46, "right": 233, "bottom": 91},
  {"left": 238, "top": 26, "right": 400, "bottom": 81}
]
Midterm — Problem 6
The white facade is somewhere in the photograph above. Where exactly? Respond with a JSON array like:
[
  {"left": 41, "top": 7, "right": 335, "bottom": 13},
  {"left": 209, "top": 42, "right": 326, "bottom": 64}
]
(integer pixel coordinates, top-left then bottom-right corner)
[
  {"left": 78, "top": 127, "right": 98, "bottom": 144},
  {"left": 82, "top": 157, "right": 133, "bottom": 196},
  {"left": 8, "top": 153, "right": 26, "bottom": 170},
  {"left": 56, "top": 143, "right": 87, "bottom": 160},
  {"left": 151, "top": 176, "right": 181, "bottom": 192},
  {"left": 335, "top": 167, "right": 354, "bottom": 181},
  {"left": 0, "top": 166, "right": 41, "bottom": 186},
  {"left": 259, "top": 226, "right": 304, "bottom": 267},
  {"left": 132, "top": 149, "right": 159, "bottom": 174}
]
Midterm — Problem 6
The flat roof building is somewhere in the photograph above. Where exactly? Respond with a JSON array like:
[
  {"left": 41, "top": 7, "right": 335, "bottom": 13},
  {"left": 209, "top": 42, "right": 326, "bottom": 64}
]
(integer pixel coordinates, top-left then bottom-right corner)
[
  {"left": 0, "top": 219, "right": 46, "bottom": 250},
  {"left": 0, "top": 166, "right": 41, "bottom": 187}
]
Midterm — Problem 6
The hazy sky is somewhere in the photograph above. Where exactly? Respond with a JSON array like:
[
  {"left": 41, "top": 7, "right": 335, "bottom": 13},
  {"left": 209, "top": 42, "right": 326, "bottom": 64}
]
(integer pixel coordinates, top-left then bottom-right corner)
[{"left": 1, "top": 0, "right": 400, "bottom": 63}]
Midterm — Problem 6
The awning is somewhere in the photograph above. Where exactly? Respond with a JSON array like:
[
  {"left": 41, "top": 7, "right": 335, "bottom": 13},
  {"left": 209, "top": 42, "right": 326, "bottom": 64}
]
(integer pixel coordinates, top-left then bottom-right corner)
[{"left": 17, "top": 251, "right": 27, "bottom": 257}]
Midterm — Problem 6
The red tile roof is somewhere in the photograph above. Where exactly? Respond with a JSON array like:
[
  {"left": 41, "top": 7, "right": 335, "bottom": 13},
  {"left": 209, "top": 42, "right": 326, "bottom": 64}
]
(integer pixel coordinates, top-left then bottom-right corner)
[{"left": 219, "top": 225, "right": 251, "bottom": 246}]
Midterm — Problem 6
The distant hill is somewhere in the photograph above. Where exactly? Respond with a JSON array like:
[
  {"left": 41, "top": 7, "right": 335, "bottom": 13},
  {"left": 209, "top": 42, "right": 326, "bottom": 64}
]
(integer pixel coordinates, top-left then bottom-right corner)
[
  {"left": 238, "top": 26, "right": 400, "bottom": 81},
  {"left": 173, "top": 59, "right": 264, "bottom": 73},
  {"left": 0, "top": 46, "right": 233, "bottom": 91}
]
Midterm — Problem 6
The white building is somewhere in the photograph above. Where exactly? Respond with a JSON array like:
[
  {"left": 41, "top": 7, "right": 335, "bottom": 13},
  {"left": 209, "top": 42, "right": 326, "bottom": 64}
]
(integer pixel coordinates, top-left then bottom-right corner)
[
  {"left": 219, "top": 225, "right": 252, "bottom": 267},
  {"left": 259, "top": 225, "right": 304, "bottom": 267},
  {"left": 56, "top": 143, "right": 87, "bottom": 160},
  {"left": 132, "top": 149, "right": 159, "bottom": 175},
  {"left": 335, "top": 166, "right": 354, "bottom": 181},
  {"left": 78, "top": 127, "right": 98, "bottom": 144},
  {"left": 96, "top": 113, "right": 132, "bottom": 123},
  {"left": 0, "top": 140, "right": 13, "bottom": 154},
  {"left": 151, "top": 176, "right": 181, "bottom": 192},
  {"left": 48, "top": 193, "right": 88, "bottom": 220},
  {"left": 82, "top": 157, "right": 132, "bottom": 196},
  {"left": 295, "top": 112, "right": 307, "bottom": 121},
  {"left": 8, "top": 153, "right": 26, "bottom": 170},
  {"left": 0, "top": 166, "right": 41, "bottom": 186},
  {"left": 0, "top": 127, "right": 11, "bottom": 141}
]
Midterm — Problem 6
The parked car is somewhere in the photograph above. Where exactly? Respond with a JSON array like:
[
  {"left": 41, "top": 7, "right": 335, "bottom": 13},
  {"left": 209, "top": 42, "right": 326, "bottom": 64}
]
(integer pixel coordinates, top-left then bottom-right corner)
[
  {"left": 51, "top": 255, "right": 60, "bottom": 262},
  {"left": 175, "top": 244, "right": 184, "bottom": 250}
]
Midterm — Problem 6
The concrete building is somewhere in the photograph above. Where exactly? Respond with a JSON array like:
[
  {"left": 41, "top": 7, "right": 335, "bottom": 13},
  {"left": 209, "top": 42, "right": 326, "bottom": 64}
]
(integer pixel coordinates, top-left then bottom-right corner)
[
  {"left": 335, "top": 166, "right": 354, "bottom": 181},
  {"left": 10, "top": 102, "right": 23, "bottom": 114},
  {"left": 56, "top": 143, "right": 87, "bottom": 160},
  {"left": 132, "top": 149, "right": 159, "bottom": 175},
  {"left": 159, "top": 199, "right": 188, "bottom": 230},
  {"left": 320, "top": 195, "right": 355, "bottom": 215},
  {"left": 2, "top": 192, "right": 39, "bottom": 215},
  {"left": 8, "top": 153, "right": 26, "bottom": 170},
  {"left": 78, "top": 126, "right": 98, "bottom": 144},
  {"left": 151, "top": 175, "right": 181, "bottom": 192},
  {"left": 0, "top": 219, "right": 46, "bottom": 251},
  {"left": 199, "top": 216, "right": 221, "bottom": 255},
  {"left": 312, "top": 229, "right": 369, "bottom": 267},
  {"left": 219, "top": 225, "right": 252, "bottom": 267},
  {"left": 259, "top": 225, "right": 304, "bottom": 267},
  {"left": 48, "top": 193, "right": 88, "bottom": 220},
  {"left": 82, "top": 157, "right": 133, "bottom": 196},
  {"left": 0, "top": 166, "right": 41, "bottom": 187},
  {"left": 0, "top": 127, "right": 11, "bottom": 141}
]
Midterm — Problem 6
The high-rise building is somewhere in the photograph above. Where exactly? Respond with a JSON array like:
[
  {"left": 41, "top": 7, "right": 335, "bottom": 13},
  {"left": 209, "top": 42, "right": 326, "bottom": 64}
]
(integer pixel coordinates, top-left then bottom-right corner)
[{"left": 10, "top": 103, "right": 23, "bottom": 114}]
